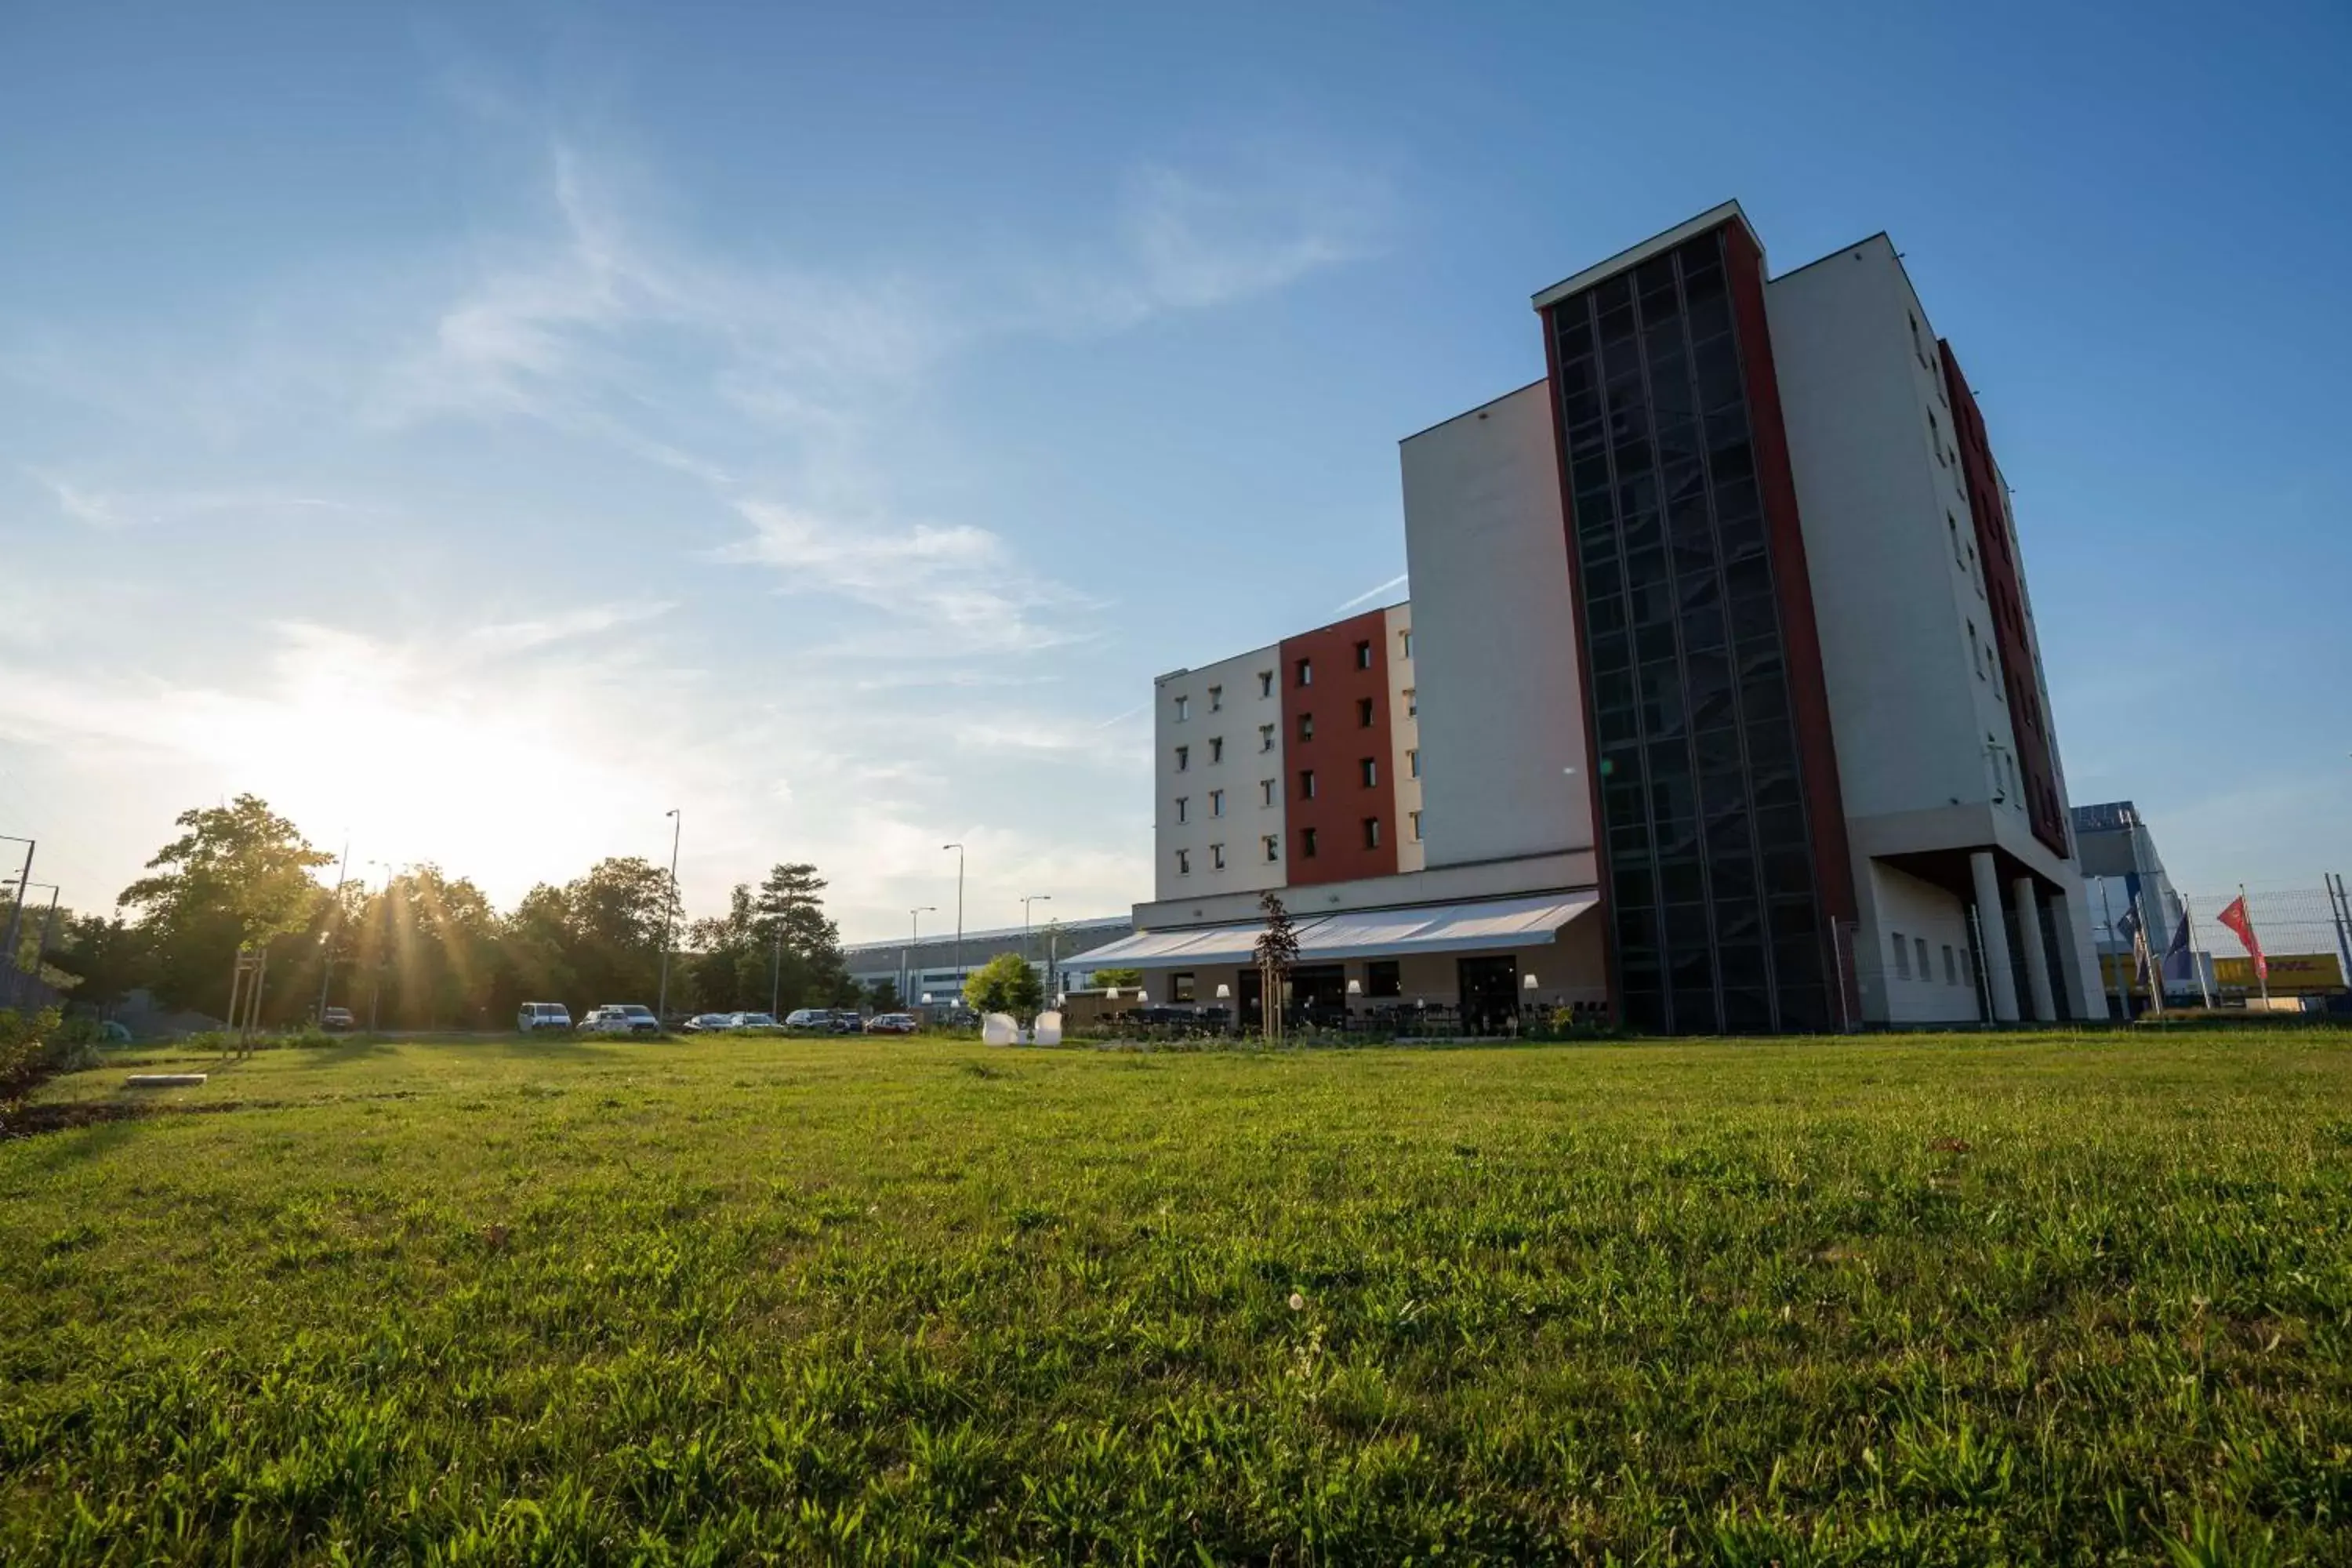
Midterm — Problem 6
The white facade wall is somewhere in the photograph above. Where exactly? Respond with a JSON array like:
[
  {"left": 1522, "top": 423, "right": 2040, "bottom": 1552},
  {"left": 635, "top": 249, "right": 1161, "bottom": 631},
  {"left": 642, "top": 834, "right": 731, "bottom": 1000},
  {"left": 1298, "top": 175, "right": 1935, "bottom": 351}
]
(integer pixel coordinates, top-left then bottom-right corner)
[
  {"left": 1767, "top": 234, "right": 2100, "bottom": 1020},
  {"left": 1399, "top": 380, "right": 1593, "bottom": 869},
  {"left": 1383, "top": 603, "right": 1425, "bottom": 873},
  {"left": 1766, "top": 238, "right": 2027, "bottom": 827},
  {"left": 1153, "top": 644, "right": 1287, "bottom": 903},
  {"left": 1859, "top": 860, "right": 1983, "bottom": 1024}
]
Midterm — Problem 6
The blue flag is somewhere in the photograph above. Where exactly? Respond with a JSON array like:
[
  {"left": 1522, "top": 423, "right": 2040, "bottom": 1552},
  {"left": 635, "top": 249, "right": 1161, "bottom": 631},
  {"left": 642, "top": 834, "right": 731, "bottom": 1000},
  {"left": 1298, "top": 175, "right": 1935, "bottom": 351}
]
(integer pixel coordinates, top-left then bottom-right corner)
[{"left": 2161, "top": 910, "right": 2195, "bottom": 984}]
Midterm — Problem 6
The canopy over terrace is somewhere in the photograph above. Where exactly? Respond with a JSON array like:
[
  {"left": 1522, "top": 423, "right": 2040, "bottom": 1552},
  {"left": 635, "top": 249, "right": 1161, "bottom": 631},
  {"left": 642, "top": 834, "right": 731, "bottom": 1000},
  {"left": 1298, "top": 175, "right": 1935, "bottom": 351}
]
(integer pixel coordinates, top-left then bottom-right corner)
[{"left": 1077, "top": 893, "right": 1599, "bottom": 1029}]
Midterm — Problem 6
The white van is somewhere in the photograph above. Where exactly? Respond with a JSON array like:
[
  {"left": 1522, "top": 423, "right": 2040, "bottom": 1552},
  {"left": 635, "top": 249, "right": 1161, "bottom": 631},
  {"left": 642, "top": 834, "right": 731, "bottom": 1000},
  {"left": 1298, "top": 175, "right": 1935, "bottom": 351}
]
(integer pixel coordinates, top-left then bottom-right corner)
[{"left": 517, "top": 1002, "right": 572, "bottom": 1033}]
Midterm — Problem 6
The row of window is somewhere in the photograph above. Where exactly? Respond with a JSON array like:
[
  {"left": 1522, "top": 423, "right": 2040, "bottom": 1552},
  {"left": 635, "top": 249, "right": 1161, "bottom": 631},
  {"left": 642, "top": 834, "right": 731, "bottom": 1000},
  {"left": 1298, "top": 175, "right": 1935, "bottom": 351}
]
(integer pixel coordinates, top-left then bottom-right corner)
[
  {"left": 1169, "top": 633, "right": 1414, "bottom": 722},
  {"left": 1890, "top": 930, "right": 1964, "bottom": 987},
  {"left": 1173, "top": 749, "right": 1421, "bottom": 819},
  {"left": 1171, "top": 813, "right": 1425, "bottom": 875},
  {"left": 1173, "top": 694, "right": 1417, "bottom": 771},
  {"left": 1162, "top": 960, "right": 1406, "bottom": 1004}
]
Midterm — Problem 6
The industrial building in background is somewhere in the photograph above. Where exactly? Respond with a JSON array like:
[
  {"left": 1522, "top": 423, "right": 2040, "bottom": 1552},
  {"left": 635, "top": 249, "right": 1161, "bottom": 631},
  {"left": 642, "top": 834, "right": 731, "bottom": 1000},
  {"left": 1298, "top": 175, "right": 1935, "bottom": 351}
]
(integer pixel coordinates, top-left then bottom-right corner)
[{"left": 1089, "top": 199, "right": 2117, "bottom": 1033}]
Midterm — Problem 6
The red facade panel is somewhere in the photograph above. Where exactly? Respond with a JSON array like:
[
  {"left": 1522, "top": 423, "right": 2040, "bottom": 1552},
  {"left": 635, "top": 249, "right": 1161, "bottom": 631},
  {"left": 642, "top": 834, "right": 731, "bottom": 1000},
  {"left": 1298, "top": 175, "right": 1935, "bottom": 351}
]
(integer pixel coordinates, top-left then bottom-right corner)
[
  {"left": 1278, "top": 609, "right": 1400, "bottom": 887},
  {"left": 1940, "top": 342, "right": 2069, "bottom": 858},
  {"left": 1721, "top": 224, "right": 1861, "bottom": 979}
]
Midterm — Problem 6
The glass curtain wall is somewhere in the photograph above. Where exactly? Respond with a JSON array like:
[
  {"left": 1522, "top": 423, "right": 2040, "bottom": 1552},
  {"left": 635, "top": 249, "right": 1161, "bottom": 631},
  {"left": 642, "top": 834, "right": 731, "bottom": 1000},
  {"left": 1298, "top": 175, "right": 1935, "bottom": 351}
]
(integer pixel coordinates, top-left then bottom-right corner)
[{"left": 1548, "top": 230, "right": 1830, "bottom": 1033}]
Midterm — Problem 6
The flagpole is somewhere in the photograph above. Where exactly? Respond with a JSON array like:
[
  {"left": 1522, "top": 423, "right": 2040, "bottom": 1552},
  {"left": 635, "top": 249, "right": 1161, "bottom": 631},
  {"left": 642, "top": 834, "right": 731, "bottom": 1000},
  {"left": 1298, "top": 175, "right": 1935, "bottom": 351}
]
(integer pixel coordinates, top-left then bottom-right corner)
[
  {"left": 2242, "top": 882, "right": 2267, "bottom": 1006},
  {"left": 2179, "top": 894, "right": 2214, "bottom": 1009},
  {"left": 2096, "top": 879, "right": 2129, "bottom": 1021}
]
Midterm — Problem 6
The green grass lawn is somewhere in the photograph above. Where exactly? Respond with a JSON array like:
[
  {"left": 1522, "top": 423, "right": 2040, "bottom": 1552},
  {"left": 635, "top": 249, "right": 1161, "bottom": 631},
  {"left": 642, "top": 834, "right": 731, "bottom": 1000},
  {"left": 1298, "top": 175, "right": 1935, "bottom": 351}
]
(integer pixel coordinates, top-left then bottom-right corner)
[{"left": 3, "top": 1029, "right": 2349, "bottom": 1565}]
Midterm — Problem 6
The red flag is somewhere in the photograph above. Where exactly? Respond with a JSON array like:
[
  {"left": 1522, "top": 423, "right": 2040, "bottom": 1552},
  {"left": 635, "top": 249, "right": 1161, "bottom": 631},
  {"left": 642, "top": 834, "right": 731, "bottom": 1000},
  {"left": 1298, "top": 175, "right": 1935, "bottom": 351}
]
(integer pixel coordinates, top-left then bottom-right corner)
[{"left": 2216, "top": 895, "right": 2267, "bottom": 979}]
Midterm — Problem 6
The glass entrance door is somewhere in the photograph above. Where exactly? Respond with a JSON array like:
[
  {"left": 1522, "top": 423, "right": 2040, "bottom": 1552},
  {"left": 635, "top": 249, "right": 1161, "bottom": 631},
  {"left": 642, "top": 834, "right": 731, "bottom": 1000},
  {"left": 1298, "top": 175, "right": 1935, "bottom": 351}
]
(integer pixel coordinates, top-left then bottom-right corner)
[{"left": 1457, "top": 955, "right": 1519, "bottom": 1036}]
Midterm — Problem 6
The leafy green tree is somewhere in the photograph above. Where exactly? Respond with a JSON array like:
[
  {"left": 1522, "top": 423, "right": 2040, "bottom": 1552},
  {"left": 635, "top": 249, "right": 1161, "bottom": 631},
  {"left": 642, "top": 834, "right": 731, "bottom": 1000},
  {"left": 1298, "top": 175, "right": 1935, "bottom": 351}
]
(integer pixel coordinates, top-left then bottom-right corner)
[
  {"left": 753, "top": 863, "right": 855, "bottom": 1011},
  {"left": 863, "top": 978, "right": 902, "bottom": 1011},
  {"left": 44, "top": 915, "right": 151, "bottom": 1013},
  {"left": 117, "top": 795, "right": 334, "bottom": 1019},
  {"left": 1091, "top": 966, "right": 1144, "bottom": 989},
  {"left": 352, "top": 867, "right": 503, "bottom": 1029},
  {"left": 964, "top": 952, "right": 1044, "bottom": 1018}
]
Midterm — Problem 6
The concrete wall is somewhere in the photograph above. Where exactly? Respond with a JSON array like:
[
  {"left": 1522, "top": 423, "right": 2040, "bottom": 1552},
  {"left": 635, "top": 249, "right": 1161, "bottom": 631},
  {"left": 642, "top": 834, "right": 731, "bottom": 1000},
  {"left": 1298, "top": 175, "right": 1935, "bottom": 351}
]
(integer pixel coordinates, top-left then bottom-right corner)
[
  {"left": 1857, "top": 859, "right": 1982, "bottom": 1024},
  {"left": 1385, "top": 604, "right": 1425, "bottom": 873},
  {"left": 1399, "top": 380, "right": 1593, "bottom": 869},
  {"left": 1153, "top": 644, "right": 1287, "bottom": 902},
  {"left": 1765, "top": 236, "right": 2026, "bottom": 830}
]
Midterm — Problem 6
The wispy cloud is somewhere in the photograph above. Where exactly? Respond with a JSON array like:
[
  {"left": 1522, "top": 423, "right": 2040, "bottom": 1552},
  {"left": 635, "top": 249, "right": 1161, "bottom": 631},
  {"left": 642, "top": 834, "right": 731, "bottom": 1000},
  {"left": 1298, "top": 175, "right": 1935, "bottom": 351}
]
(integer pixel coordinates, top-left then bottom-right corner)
[{"left": 24, "top": 468, "right": 362, "bottom": 532}]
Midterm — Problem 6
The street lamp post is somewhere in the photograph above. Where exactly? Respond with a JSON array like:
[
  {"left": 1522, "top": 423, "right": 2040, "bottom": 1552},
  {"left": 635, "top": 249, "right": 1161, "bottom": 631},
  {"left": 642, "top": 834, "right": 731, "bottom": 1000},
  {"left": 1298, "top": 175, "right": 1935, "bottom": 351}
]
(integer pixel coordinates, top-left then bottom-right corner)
[
  {"left": 13, "top": 884, "right": 60, "bottom": 1004},
  {"left": 1021, "top": 894, "right": 1051, "bottom": 990},
  {"left": 908, "top": 906, "right": 937, "bottom": 1011},
  {"left": 942, "top": 843, "right": 964, "bottom": 999},
  {"left": 656, "top": 809, "right": 681, "bottom": 1025},
  {"left": 315, "top": 837, "right": 350, "bottom": 1025},
  {"left": 0, "top": 835, "right": 34, "bottom": 993}
]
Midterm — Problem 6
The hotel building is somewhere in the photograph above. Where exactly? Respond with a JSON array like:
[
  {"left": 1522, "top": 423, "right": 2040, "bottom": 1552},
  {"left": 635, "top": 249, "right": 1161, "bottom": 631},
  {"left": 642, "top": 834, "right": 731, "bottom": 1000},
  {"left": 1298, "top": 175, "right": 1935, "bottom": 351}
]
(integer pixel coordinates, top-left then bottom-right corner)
[{"left": 1086, "top": 201, "right": 2107, "bottom": 1032}]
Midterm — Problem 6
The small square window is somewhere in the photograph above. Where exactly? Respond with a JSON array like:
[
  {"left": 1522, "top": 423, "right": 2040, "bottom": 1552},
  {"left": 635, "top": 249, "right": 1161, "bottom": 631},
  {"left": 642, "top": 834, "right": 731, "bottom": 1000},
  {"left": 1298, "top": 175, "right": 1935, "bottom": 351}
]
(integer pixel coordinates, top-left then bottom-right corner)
[
  {"left": 1410, "top": 809, "right": 1422, "bottom": 841},
  {"left": 1174, "top": 745, "right": 1189, "bottom": 771},
  {"left": 1210, "top": 843, "right": 1225, "bottom": 870},
  {"left": 1354, "top": 640, "right": 1372, "bottom": 670},
  {"left": 1209, "top": 789, "right": 1224, "bottom": 817},
  {"left": 1299, "top": 768, "right": 1316, "bottom": 800},
  {"left": 1209, "top": 735, "right": 1224, "bottom": 764},
  {"left": 1356, "top": 696, "right": 1374, "bottom": 727},
  {"left": 1296, "top": 657, "right": 1313, "bottom": 688},
  {"left": 1259, "top": 723, "right": 1276, "bottom": 753},
  {"left": 1260, "top": 778, "right": 1276, "bottom": 807},
  {"left": 1171, "top": 972, "right": 1196, "bottom": 1003},
  {"left": 1174, "top": 796, "right": 1189, "bottom": 824},
  {"left": 1363, "top": 817, "right": 1381, "bottom": 850},
  {"left": 1207, "top": 685, "right": 1222, "bottom": 712},
  {"left": 1258, "top": 670, "right": 1274, "bottom": 699},
  {"left": 1175, "top": 848, "right": 1191, "bottom": 876},
  {"left": 1359, "top": 757, "right": 1377, "bottom": 788},
  {"left": 1264, "top": 834, "right": 1280, "bottom": 863},
  {"left": 1299, "top": 828, "right": 1317, "bottom": 858},
  {"left": 1398, "top": 629, "right": 1412, "bottom": 659},
  {"left": 1407, "top": 748, "right": 1420, "bottom": 779},
  {"left": 1367, "top": 959, "right": 1401, "bottom": 997},
  {"left": 1892, "top": 931, "right": 1911, "bottom": 980},
  {"left": 1298, "top": 713, "right": 1315, "bottom": 741},
  {"left": 1173, "top": 695, "right": 1189, "bottom": 721},
  {"left": 1403, "top": 688, "right": 1417, "bottom": 717}
]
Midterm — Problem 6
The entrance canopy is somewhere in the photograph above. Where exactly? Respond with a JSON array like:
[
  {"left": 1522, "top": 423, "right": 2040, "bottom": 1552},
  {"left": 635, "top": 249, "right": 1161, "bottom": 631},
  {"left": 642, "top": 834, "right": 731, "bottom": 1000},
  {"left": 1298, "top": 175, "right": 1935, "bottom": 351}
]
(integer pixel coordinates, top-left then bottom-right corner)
[{"left": 1083, "top": 891, "right": 1599, "bottom": 969}]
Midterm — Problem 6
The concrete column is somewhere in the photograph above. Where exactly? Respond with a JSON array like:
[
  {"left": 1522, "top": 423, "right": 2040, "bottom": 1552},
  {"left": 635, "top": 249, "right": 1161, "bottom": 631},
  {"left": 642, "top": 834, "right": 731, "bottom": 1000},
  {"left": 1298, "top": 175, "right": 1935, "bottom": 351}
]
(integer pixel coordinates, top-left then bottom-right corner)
[
  {"left": 2013, "top": 876, "right": 2056, "bottom": 1022},
  {"left": 1971, "top": 851, "right": 2020, "bottom": 1022},
  {"left": 2049, "top": 880, "right": 2103, "bottom": 1021}
]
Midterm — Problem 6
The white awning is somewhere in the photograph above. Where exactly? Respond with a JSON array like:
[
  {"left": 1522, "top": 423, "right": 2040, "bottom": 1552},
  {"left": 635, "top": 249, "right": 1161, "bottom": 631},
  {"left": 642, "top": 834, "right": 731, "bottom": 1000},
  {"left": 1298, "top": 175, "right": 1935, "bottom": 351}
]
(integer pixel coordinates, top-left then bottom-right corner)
[
  {"left": 1081, "top": 891, "right": 1597, "bottom": 969},
  {"left": 1298, "top": 892, "right": 1599, "bottom": 960}
]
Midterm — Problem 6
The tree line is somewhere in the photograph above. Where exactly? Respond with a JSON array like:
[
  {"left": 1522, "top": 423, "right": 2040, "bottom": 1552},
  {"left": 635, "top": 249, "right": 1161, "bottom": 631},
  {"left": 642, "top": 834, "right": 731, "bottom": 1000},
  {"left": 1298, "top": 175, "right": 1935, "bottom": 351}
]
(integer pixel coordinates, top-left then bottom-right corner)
[{"left": 11, "top": 795, "right": 863, "bottom": 1029}]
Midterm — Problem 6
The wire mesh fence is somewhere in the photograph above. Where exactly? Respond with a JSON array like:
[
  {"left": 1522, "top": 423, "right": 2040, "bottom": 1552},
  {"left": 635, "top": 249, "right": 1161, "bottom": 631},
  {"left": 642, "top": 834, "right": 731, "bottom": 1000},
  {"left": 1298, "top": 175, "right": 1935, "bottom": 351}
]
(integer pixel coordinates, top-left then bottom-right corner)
[{"left": 2175, "top": 883, "right": 2351, "bottom": 993}]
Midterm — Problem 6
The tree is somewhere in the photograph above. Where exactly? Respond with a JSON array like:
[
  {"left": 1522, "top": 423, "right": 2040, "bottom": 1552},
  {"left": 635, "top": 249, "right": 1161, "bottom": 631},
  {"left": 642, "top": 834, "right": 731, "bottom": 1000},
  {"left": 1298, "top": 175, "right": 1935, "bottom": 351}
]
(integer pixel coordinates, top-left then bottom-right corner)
[
  {"left": 963, "top": 952, "right": 1044, "bottom": 1018},
  {"left": 1091, "top": 966, "right": 1144, "bottom": 989},
  {"left": 1252, "top": 891, "right": 1299, "bottom": 1044},
  {"left": 863, "top": 977, "right": 902, "bottom": 1012},
  {"left": 45, "top": 914, "right": 152, "bottom": 1014},
  {"left": 118, "top": 795, "right": 334, "bottom": 1019},
  {"left": 753, "top": 862, "right": 855, "bottom": 1011}
]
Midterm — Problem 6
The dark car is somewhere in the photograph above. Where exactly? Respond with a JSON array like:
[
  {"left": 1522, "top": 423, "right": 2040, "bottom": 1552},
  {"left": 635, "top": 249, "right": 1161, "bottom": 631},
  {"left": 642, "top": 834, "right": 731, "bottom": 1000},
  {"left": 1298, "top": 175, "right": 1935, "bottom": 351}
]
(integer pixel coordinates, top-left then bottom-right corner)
[{"left": 829, "top": 1010, "right": 864, "bottom": 1033}]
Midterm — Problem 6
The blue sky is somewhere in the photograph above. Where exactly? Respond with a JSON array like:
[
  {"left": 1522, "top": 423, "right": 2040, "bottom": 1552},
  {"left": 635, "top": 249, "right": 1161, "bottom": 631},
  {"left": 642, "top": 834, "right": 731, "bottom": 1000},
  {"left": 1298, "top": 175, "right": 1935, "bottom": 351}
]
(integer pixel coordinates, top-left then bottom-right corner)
[{"left": 2, "top": 0, "right": 2345, "bottom": 938}]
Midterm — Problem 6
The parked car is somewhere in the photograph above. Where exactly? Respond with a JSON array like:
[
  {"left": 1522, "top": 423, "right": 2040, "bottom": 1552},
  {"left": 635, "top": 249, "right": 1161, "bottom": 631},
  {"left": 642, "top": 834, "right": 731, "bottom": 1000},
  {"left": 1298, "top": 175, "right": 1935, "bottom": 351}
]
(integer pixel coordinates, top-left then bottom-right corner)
[
  {"left": 863, "top": 1013, "right": 917, "bottom": 1035},
  {"left": 321, "top": 1007, "right": 356, "bottom": 1033},
  {"left": 829, "top": 1010, "right": 865, "bottom": 1033},
  {"left": 782, "top": 1008, "right": 830, "bottom": 1029},
  {"left": 730, "top": 1012, "right": 778, "bottom": 1029},
  {"left": 681, "top": 1013, "right": 735, "bottom": 1033},
  {"left": 517, "top": 1002, "right": 572, "bottom": 1033},
  {"left": 586, "top": 1004, "right": 659, "bottom": 1036}
]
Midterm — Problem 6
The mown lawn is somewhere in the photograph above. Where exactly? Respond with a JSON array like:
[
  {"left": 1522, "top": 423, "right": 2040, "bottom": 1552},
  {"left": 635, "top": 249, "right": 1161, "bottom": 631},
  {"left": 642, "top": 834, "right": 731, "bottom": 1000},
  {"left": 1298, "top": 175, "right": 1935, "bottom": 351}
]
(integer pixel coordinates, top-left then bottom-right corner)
[{"left": 2, "top": 1029, "right": 2348, "bottom": 1565}]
